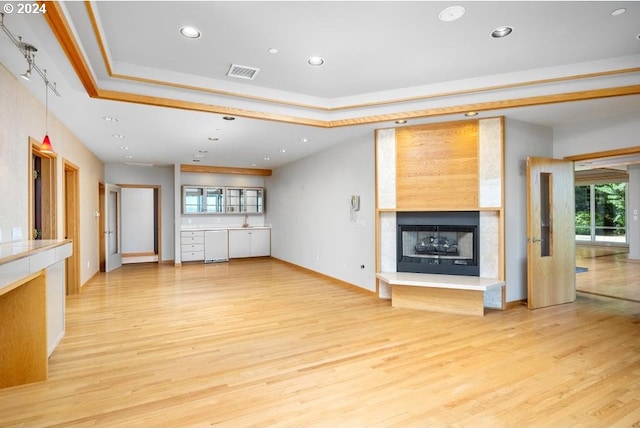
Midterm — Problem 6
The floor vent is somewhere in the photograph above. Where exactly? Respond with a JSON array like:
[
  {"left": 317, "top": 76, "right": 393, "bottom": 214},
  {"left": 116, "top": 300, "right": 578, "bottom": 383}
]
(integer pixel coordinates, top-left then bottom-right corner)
[{"left": 227, "top": 64, "right": 260, "bottom": 80}]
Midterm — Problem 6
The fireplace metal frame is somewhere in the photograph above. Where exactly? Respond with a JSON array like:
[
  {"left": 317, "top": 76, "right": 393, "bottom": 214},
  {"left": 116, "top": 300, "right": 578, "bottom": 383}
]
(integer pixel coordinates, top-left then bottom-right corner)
[{"left": 396, "top": 211, "right": 480, "bottom": 276}]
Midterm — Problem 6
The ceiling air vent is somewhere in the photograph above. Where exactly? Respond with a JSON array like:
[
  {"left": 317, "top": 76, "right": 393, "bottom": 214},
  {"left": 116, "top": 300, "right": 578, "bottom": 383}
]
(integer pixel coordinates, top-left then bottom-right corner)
[{"left": 227, "top": 64, "right": 260, "bottom": 80}]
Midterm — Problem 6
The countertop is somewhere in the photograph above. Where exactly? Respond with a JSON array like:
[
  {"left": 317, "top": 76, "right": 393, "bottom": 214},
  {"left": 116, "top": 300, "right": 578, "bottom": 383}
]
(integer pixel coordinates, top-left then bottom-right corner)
[
  {"left": 180, "top": 226, "right": 271, "bottom": 231},
  {"left": 0, "top": 239, "right": 72, "bottom": 266}
]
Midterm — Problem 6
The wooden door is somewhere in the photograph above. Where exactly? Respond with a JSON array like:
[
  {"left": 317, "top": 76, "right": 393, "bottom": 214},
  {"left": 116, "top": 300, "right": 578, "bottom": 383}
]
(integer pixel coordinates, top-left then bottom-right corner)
[{"left": 527, "top": 157, "right": 576, "bottom": 309}]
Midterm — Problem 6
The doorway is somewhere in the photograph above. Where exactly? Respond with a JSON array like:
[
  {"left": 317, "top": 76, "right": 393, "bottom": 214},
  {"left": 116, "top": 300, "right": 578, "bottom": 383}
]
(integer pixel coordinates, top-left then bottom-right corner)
[
  {"left": 567, "top": 147, "right": 640, "bottom": 302},
  {"left": 119, "top": 185, "right": 162, "bottom": 264},
  {"left": 29, "top": 138, "right": 56, "bottom": 240}
]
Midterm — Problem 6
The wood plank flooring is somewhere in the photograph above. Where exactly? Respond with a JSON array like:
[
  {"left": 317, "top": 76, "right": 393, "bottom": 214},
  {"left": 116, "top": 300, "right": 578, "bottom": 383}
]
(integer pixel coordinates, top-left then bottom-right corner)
[
  {"left": 1, "top": 258, "right": 639, "bottom": 427},
  {"left": 576, "top": 245, "right": 640, "bottom": 302}
]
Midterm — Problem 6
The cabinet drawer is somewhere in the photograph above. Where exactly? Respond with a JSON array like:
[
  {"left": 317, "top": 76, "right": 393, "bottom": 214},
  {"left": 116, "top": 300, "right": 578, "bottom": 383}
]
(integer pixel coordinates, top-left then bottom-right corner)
[
  {"left": 181, "top": 250, "right": 204, "bottom": 262},
  {"left": 182, "top": 243, "right": 204, "bottom": 252},
  {"left": 181, "top": 236, "right": 205, "bottom": 245},
  {"left": 181, "top": 231, "right": 204, "bottom": 238}
]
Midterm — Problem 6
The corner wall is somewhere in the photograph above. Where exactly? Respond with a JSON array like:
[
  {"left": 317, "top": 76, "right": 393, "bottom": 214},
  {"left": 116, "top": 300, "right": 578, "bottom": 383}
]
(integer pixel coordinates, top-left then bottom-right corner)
[
  {"left": 503, "top": 118, "right": 553, "bottom": 301},
  {"left": 265, "top": 132, "right": 376, "bottom": 291},
  {"left": 0, "top": 63, "right": 104, "bottom": 286}
]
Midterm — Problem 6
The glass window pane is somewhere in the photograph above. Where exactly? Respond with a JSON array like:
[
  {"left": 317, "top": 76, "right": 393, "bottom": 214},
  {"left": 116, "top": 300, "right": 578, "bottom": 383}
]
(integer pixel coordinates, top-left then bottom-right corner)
[
  {"left": 594, "top": 183, "right": 626, "bottom": 243},
  {"left": 575, "top": 185, "right": 591, "bottom": 239}
]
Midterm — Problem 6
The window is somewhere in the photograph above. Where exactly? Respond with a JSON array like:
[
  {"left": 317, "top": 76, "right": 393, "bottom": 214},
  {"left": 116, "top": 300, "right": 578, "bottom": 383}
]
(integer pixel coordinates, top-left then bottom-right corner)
[{"left": 575, "top": 182, "right": 627, "bottom": 244}]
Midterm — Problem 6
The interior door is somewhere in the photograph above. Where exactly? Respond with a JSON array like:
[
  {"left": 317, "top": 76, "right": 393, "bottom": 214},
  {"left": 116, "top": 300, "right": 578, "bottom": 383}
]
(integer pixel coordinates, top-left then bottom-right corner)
[
  {"left": 526, "top": 157, "right": 576, "bottom": 309},
  {"left": 104, "top": 183, "right": 122, "bottom": 272}
]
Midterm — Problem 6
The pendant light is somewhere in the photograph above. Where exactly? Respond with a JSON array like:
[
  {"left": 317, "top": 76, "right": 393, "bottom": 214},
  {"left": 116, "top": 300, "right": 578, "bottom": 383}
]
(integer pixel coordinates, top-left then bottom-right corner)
[{"left": 40, "top": 69, "right": 54, "bottom": 154}]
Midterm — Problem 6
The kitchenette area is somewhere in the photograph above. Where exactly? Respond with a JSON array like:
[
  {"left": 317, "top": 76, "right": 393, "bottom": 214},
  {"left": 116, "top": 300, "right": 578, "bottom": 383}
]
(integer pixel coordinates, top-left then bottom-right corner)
[{"left": 177, "top": 167, "right": 271, "bottom": 265}]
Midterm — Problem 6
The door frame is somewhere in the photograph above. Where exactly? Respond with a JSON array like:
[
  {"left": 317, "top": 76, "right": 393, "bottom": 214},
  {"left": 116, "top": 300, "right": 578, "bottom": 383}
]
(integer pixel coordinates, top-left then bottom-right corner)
[
  {"left": 29, "top": 137, "right": 57, "bottom": 240},
  {"left": 63, "top": 160, "right": 80, "bottom": 295}
]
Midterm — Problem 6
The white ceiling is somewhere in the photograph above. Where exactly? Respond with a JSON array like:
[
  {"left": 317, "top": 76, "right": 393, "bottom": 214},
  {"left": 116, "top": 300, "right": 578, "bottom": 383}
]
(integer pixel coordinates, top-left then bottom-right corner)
[{"left": 1, "top": 1, "right": 639, "bottom": 170}]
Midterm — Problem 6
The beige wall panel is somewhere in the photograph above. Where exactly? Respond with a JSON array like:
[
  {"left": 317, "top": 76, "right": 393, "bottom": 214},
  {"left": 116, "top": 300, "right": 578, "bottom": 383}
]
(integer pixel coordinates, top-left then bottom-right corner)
[
  {"left": 478, "top": 118, "right": 504, "bottom": 208},
  {"left": 396, "top": 121, "right": 478, "bottom": 210},
  {"left": 376, "top": 129, "right": 396, "bottom": 209}
]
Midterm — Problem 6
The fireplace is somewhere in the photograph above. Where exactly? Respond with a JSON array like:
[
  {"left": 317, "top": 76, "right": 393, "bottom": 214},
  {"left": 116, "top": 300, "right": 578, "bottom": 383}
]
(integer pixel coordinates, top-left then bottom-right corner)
[{"left": 397, "top": 211, "right": 479, "bottom": 276}]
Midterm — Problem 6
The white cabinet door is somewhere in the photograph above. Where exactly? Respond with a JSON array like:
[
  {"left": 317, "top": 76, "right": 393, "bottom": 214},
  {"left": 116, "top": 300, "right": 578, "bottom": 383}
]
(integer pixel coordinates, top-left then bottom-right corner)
[
  {"left": 228, "top": 229, "right": 252, "bottom": 258},
  {"left": 228, "top": 229, "right": 271, "bottom": 258},
  {"left": 250, "top": 229, "right": 271, "bottom": 257}
]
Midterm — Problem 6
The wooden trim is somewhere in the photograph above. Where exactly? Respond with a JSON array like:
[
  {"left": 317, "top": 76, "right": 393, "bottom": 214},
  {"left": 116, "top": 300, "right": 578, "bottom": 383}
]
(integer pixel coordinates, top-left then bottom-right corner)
[
  {"left": 84, "top": 1, "right": 113, "bottom": 76},
  {"left": 42, "top": 3, "right": 640, "bottom": 129},
  {"left": 63, "top": 159, "right": 80, "bottom": 295},
  {"left": 122, "top": 252, "right": 156, "bottom": 257},
  {"left": 81, "top": 0, "right": 640, "bottom": 113},
  {"left": 564, "top": 146, "right": 640, "bottom": 162},
  {"left": 41, "top": 1, "right": 99, "bottom": 97},
  {"left": 327, "top": 85, "right": 640, "bottom": 128},
  {"left": 271, "top": 257, "right": 376, "bottom": 297},
  {"left": 505, "top": 300, "right": 527, "bottom": 309},
  {"left": 181, "top": 164, "right": 272, "bottom": 176}
]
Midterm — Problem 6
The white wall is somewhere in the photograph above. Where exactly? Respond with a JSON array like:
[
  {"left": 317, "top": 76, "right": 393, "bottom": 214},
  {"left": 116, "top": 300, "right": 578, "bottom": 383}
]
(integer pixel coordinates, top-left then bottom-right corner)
[
  {"left": 504, "top": 118, "right": 554, "bottom": 302},
  {"left": 0, "top": 63, "right": 104, "bottom": 286},
  {"left": 105, "top": 164, "right": 175, "bottom": 261},
  {"left": 266, "top": 132, "right": 376, "bottom": 291},
  {"left": 121, "top": 188, "right": 155, "bottom": 254},
  {"left": 553, "top": 112, "right": 640, "bottom": 158}
]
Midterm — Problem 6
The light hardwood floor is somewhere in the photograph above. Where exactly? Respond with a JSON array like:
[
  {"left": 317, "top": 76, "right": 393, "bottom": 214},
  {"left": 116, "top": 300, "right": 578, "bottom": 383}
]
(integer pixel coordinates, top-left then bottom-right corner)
[
  {"left": 576, "top": 245, "right": 640, "bottom": 302},
  {"left": 1, "top": 258, "right": 639, "bottom": 427}
]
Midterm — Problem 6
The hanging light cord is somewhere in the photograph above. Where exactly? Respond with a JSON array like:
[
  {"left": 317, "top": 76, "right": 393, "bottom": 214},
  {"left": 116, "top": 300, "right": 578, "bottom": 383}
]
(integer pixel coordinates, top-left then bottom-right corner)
[{"left": 44, "top": 70, "right": 48, "bottom": 134}]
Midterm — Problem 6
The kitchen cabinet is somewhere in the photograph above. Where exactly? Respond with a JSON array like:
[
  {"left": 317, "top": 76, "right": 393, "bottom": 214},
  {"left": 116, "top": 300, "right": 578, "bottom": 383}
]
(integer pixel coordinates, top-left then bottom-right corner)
[
  {"left": 181, "top": 230, "right": 204, "bottom": 262},
  {"left": 182, "top": 186, "right": 225, "bottom": 214},
  {"left": 228, "top": 228, "right": 271, "bottom": 258},
  {"left": 226, "top": 187, "right": 264, "bottom": 214},
  {"left": 183, "top": 186, "right": 263, "bottom": 214}
]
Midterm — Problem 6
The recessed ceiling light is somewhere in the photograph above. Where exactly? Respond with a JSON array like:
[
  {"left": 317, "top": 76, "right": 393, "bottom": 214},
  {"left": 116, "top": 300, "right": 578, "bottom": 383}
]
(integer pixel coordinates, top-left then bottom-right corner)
[
  {"left": 198, "top": 150, "right": 208, "bottom": 154},
  {"left": 279, "top": 148, "right": 286, "bottom": 153},
  {"left": 465, "top": 112, "right": 479, "bottom": 117},
  {"left": 222, "top": 116, "right": 235, "bottom": 121},
  {"left": 264, "top": 157, "right": 271, "bottom": 161},
  {"left": 112, "top": 134, "right": 125, "bottom": 139},
  {"left": 395, "top": 119, "right": 407, "bottom": 124},
  {"left": 491, "top": 26, "right": 513, "bottom": 38},
  {"left": 103, "top": 116, "right": 119, "bottom": 122},
  {"left": 300, "top": 137, "right": 308, "bottom": 143},
  {"left": 611, "top": 8, "right": 626, "bottom": 16},
  {"left": 439, "top": 6, "right": 465, "bottom": 22},
  {"left": 307, "top": 56, "right": 325, "bottom": 66},
  {"left": 180, "top": 26, "right": 201, "bottom": 39},
  {"left": 124, "top": 154, "right": 133, "bottom": 159},
  {"left": 268, "top": 47, "right": 279, "bottom": 54},
  {"left": 120, "top": 146, "right": 129, "bottom": 150}
]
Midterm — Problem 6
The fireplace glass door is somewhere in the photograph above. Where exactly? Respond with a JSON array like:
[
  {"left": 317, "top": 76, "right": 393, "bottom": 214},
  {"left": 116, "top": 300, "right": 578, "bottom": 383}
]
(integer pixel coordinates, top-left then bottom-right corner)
[{"left": 397, "top": 224, "right": 479, "bottom": 276}]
